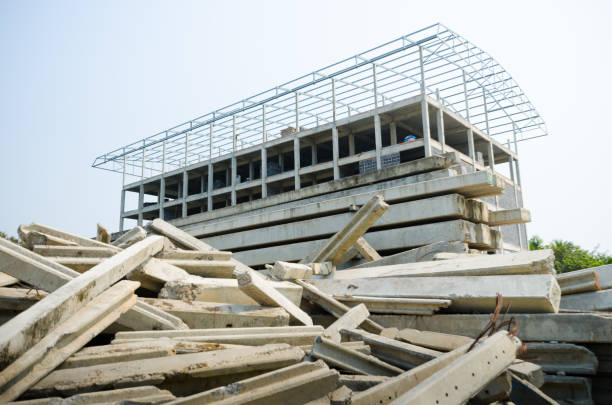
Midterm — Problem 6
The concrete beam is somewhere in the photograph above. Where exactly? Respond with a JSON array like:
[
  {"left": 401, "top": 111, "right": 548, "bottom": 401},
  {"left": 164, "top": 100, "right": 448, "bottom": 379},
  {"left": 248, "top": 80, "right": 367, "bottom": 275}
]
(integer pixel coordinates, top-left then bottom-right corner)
[
  {"left": 9, "top": 386, "right": 176, "bottom": 405},
  {"left": 353, "top": 237, "right": 381, "bottom": 262},
  {"left": 339, "top": 375, "right": 388, "bottom": 392},
  {"left": 156, "top": 249, "right": 231, "bottom": 261},
  {"left": 0, "top": 288, "right": 47, "bottom": 312},
  {"left": 111, "top": 226, "right": 147, "bottom": 249},
  {"left": 47, "top": 257, "right": 102, "bottom": 273},
  {"left": 140, "top": 297, "right": 290, "bottom": 328},
  {"left": 113, "top": 326, "right": 323, "bottom": 346},
  {"left": 312, "top": 274, "right": 561, "bottom": 313},
  {"left": 369, "top": 313, "right": 612, "bottom": 343},
  {"left": 540, "top": 375, "right": 593, "bottom": 405},
  {"left": 60, "top": 340, "right": 179, "bottom": 369},
  {"left": 234, "top": 267, "right": 313, "bottom": 325},
  {"left": 0, "top": 280, "right": 139, "bottom": 402},
  {"left": 324, "top": 303, "right": 370, "bottom": 342},
  {"left": 301, "top": 195, "right": 389, "bottom": 266},
  {"left": 160, "top": 276, "right": 303, "bottom": 306},
  {"left": 557, "top": 270, "right": 600, "bottom": 295},
  {"left": 0, "top": 272, "right": 18, "bottom": 287},
  {"left": 336, "top": 249, "right": 555, "bottom": 279},
  {"left": 392, "top": 328, "right": 472, "bottom": 352},
  {"left": 160, "top": 259, "right": 235, "bottom": 278},
  {"left": 269, "top": 261, "right": 313, "bottom": 280},
  {"left": 166, "top": 360, "right": 338, "bottom": 405},
  {"left": 524, "top": 343, "right": 598, "bottom": 375},
  {"left": 489, "top": 208, "right": 531, "bottom": 226},
  {"left": 32, "top": 246, "right": 116, "bottom": 258},
  {"left": 295, "top": 279, "right": 383, "bottom": 334},
  {"left": 28, "top": 344, "right": 305, "bottom": 398},
  {"left": 336, "top": 296, "right": 450, "bottom": 315},
  {"left": 19, "top": 223, "right": 120, "bottom": 252},
  {"left": 310, "top": 336, "right": 402, "bottom": 376},
  {"left": 0, "top": 236, "right": 164, "bottom": 368},
  {"left": 350, "top": 241, "right": 468, "bottom": 269},
  {"left": 20, "top": 230, "right": 77, "bottom": 249},
  {"left": 561, "top": 289, "right": 612, "bottom": 311}
]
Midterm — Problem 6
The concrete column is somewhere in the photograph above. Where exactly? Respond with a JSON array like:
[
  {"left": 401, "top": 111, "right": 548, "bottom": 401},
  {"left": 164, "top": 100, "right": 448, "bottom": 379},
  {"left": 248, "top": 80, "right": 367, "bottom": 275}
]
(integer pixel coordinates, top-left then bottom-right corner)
[
  {"left": 207, "top": 163, "right": 213, "bottom": 212},
  {"left": 390, "top": 122, "right": 397, "bottom": 145},
  {"left": 294, "top": 136, "right": 301, "bottom": 190},
  {"left": 419, "top": 47, "right": 432, "bottom": 158},
  {"left": 182, "top": 171, "right": 188, "bottom": 217},
  {"left": 200, "top": 173, "right": 205, "bottom": 194},
  {"left": 348, "top": 132, "right": 355, "bottom": 155},
  {"left": 261, "top": 147, "right": 267, "bottom": 198},
  {"left": 374, "top": 115, "right": 382, "bottom": 170},
  {"left": 137, "top": 184, "right": 144, "bottom": 226},
  {"left": 488, "top": 142, "right": 495, "bottom": 172},
  {"left": 231, "top": 116, "right": 237, "bottom": 205},
  {"left": 311, "top": 142, "right": 317, "bottom": 165},
  {"left": 159, "top": 177, "right": 165, "bottom": 220},
  {"left": 462, "top": 70, "right": 475, "bottom": 170},
  {"left": 332, "top": 127, "right": 340, "bottom": 180},
  {"left": 435, "top": 89, "right": 446, "bottom": 153},
  {"left": 248, "top": 159, "right": 254, "bottom": 181},
  {"left": 482, "top": 88, "right": 494, "bottom": 172},
  {"left": 119, "top": 189, "right": 125, "bottom": 232},
  {"left": 278, "top": 150, "right": 284, "bottom": 171}
]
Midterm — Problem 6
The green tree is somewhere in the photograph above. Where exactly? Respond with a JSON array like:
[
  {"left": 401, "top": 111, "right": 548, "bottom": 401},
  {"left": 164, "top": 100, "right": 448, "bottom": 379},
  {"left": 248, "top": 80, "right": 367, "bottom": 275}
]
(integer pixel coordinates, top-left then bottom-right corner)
[{"left": 529, "top": 235, "right": 612, "bottom": 273}]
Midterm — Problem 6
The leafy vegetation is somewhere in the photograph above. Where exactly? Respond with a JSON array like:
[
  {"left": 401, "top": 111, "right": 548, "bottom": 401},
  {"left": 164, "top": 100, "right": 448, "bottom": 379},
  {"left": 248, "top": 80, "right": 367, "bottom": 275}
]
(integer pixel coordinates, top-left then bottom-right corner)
[
  {"left": 529, "top": 235, "right": 612, "bottom": 273},
  {"left": 0, "top": 231, "right": 20, "bottom": 245}
]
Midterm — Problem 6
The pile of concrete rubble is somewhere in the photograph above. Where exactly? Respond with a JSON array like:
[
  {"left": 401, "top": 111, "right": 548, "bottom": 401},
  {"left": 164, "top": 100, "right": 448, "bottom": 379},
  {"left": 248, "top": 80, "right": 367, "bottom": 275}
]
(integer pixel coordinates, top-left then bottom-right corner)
[{"left": 0, "top": 207, "right": 610, "bottom": 404}]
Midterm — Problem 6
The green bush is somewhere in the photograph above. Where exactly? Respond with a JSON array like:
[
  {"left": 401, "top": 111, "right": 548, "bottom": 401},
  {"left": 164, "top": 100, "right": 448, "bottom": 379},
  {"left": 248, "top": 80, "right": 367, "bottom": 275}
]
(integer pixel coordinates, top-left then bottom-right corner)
[{"left": 529, "top": 235, "right": 612, "bottom": 273}]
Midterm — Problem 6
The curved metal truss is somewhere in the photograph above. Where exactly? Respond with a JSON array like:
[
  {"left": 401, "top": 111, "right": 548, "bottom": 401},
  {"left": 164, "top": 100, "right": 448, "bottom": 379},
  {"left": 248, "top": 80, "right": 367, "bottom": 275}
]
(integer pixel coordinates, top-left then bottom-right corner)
[{"left": 92, "top": 23, "right": 547, "bottom": 180}]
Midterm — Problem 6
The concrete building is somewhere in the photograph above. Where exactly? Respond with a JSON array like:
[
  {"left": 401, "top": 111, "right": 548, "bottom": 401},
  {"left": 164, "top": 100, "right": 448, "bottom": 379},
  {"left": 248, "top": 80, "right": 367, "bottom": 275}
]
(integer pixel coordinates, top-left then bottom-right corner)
[{"left": 93, "top": 23, "right": 547, "bottom": 261}]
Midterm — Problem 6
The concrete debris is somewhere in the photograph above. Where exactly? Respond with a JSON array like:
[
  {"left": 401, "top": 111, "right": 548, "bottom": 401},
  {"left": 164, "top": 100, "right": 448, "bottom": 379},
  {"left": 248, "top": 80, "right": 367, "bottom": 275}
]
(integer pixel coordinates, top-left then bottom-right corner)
[{"left": 0, "top": 168, "right": 606, "bottom": 405}]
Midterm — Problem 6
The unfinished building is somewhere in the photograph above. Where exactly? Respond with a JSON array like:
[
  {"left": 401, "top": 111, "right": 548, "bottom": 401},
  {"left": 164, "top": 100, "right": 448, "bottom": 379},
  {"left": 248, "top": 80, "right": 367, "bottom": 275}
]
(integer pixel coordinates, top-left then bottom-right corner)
[{"left": 92, "top": 23, "right": 547, "bottom": 264}]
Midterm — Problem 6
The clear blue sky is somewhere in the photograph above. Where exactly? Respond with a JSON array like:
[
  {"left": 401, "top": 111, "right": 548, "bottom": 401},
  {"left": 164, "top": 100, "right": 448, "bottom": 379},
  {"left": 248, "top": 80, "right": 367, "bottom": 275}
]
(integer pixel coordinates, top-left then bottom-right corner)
[{"left": 1, "top": 1, "right": 610, "bottom": 251}]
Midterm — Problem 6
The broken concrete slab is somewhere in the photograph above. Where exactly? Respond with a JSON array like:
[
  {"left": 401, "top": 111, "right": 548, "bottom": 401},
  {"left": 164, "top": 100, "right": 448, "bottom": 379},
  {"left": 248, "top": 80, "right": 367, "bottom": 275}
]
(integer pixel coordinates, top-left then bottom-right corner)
[
  {"left": 0, "top": 280, "right": 139, "bottom": 402},
  {"left": 166, "top": 360, "right": 338, "bottom": 405},
  {"left": 335, "top": 296, "right": 451, "bottom": 315},
  {"left": 234, "top": 267, "right": 313, "bottom": 325},
  {"left": 310, "top": 336, "right": 402, "bottom": 376},
  {"left": 335, "top": 249, "right": 555, "bottom": 279},
  {"left": 301, "top": 195, "right": 389, "bottom": 266},
  {"left": 141, "top": 297, "right": 290, "bottom": 328},
  {"left": 0, "top": 236, "right": 164, "bottom": 368},
  {"left": 350, "top": 241, "right": 468, "bottom": 269},
  {"left": 323, "top": 303, "right": 370, "bottom": 342},
  {"left": 295, "top": 279, "right": 383, "bottom": 334},
  {"left": 27, "top": 344, "right": 305, "bottom": 398},
  {"left": 368, "top": 313, "right": 612, "bottom": 343},
  {"left": 160, "top": 276, "right": 303, "bottom": 306},
  {"left": 561, "top": 289, "right": 612, "bottom": 311},
  {"left": 112, "top": 226, "right": 147, "bottom": 249},
  {"left": 32, "top": 245, "right": 117, "bottom": 258},
  {"left": 311, "top": 274, "right": 561, "bottom": 313}
]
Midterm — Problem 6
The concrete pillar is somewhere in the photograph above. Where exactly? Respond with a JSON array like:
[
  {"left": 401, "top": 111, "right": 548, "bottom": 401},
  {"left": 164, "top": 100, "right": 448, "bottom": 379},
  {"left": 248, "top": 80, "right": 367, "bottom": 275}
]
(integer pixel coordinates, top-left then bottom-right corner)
[
  {"left": 348, "top": 132, "right": 355, "bottom": 155},
  {"left": 419, "top": 47, "right": 432, "bottom": 158},
  {"left": 249, "top": 159, "right": 254, "bottom": 181},
  {"left": 119, "top": 189, "right": 125, "bottom": 232},
  {"left": 311, "top": 142, "right": 317, "bottom": 165},
  {"left": 332, "top": 127, "right": 340, "bottom": 180},
  {"left": 200, "top": 173, "right": 205, "bottom": 194},
  {"left": 261, "top": 147, "right": 267, "bottom": 198},
  {"left": 488, "top": 142, "right": 495, "bottom": 172},
  {"left": 435, "top": 89, "right": 446, "bottom": 153},
  {"left": 374, "top": 115, "right": 382, "bottom": 170},
  {"left": 467, "top": 129, "right": 475, "bottom": 168},
  {"left": 182, "top": 171, "right": 188, "bottom": 217},
  {"left": 137, "top": 184, "right": 144, "bottom": 226},
  {"left": 390, "top": 122, "right": 397, "bottom": 145},
  {"left": 462, "top": 70, "right": 476, "bottom": 170},
  {"left": 294, "top": 136, "right": 300, "bottom": 190},
  {"left": 278, "top": 150, "right": 284, "bottom": 171},
  {"left": 159, "top": 177, "right": 165, "bottom": 220},
  {"left": 207, "top": 163, "right": 213, "bottom": 212}
]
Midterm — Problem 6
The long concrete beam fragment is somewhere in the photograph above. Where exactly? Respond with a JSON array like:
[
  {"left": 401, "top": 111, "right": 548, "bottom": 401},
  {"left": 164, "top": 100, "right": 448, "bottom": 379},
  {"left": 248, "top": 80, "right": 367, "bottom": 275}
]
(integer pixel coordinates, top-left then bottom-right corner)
[
  {"left": 112, "top": 226, "right": 147, "bottom": 248},
  {"left": 60, "top": 340, "right": 179, "bottom": 369},
  {"left": 351, "top": 241, "right": 468, "bottom": 269},
  {"left": 21, "top": 231, "right": 77, "bottom": 248},
  {"left": 28, "top": 344, "right": 305, "bottom": 398},
  {"left": 165, "top": 360, "right": 339, "bottom": 405},
  {"left": 353, "top": 237, "right": 381, "bottom": 261},
  {"left": 234, "top": 267, "right": 313, "bottom": 325},
  {"left": 393, "top": 328, "right": 473, "bottom": 352},
  {"left": 488, "top": 208, "right": 531, "bottom": 226},
  {"left": 140, "top": 297, "right": 290, "bottom": 328},
  {"left": 557, "top": 270, "right": 600, "bottom": 295},
  {"left": 301, "top": 195, "right": 389, "bottom": 265},
  {"left": 21, "top": 223, "right": 121, "bottom": 251},
  {"left": 341, "top": 328, "right": 440, "bottom": 370},
  {"left": 388, "top": 332, "right": 521, "bottom": 405},
  {"left": 310, "top": 336, "right": 402, "bottom": 376},
  {"left": 0, "top": 238, "right": 187, "bottom": 331},
  {"left": 312, "top": 274, "right": 561, "bottom": 313},
  {"left": 0, "top": 272, "right": 18, "bottom": 287},
  {"left": 524, "top": 343, "right": 598, "bottom": 375},
  {"left": 0, "top": 281, "right": 139, "bottom": 402},
  {"left": 269, "top": 261, "right": 313, "bottom": 280},
  {"left": 156, "top": 250, "right": 232, "bottom": 261},
  {"left": 8, "top": 386, "right": 176, "bottom": 405},
  {"left": 335, "top": 249, "right": 556, "bottom": 279},
  {"left": 370, "top": 313, "right": 612, "bottom": 343},
  {"left": 32, "top": 245, "right": 117, "bottom": 258},
  {"left": 335, "top": 296, "right": 451, "bottom": 315},
  {"left": 161, "top": 259, "right": 235, "bottom": 278},
  {"left": 561, "top": 288, "right": 612, "bottom": 311},
  {"left": 0, "top": 236, "right": 164, "bottom": 368},
  {"left": 323, "top": 303, "right": 370, "bottom": 342},
  {"left": 295, "top": 279, "right": 383, "bottom": 334},
  {"left": 0, "top": 288, "right": 47, "bottom": 311}
]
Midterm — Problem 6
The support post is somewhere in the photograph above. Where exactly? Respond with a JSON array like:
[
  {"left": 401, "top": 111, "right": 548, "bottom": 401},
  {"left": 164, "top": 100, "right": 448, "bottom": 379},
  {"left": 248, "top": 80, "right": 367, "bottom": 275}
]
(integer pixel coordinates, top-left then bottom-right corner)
[
  {"left": 390, "top": 122, "right": 397, "bottom": 145},
  {"left": 348, "top": 131, "right": 355, "bottom": 155},
  {"left": 182, "top": 171, "right": 188, "bottom": 218},
  {"left": 332, "top": 127, "right": 340, "bottom": 180},
  {"left": 462, "top": 70, "right": 476, "bottom": 170},
  {"left": 159, "top": 141, "right": 166, "bottom": 220},
  {"left": 483, "top": 88, "right": 495, "bottom": 172},
  {"left": 119, "top": 189, "right": 125, "bottom": 232},
  {"left": 419, "top": 46, "right": 432, "bottom": 157},
  {"left": 294, "top": 136, "right": 300, "bottom": 190},
  {"left": 311, "top": 141, "right": 317, "bottom": 165},
  {"left": 231, "top": 115, "right": 237, "bottom": 205},
  {"left": 374, "top": 114, "right": 382, "bottom": 170},
  {"left": 261, "top": 105, "right": 267, "bottom": 198},
  {"left": 435, "top": 89, "right": 446, "bottom": 152},
  {"left": 137, "top": 184, "right": 143, "bottom": 226}
]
